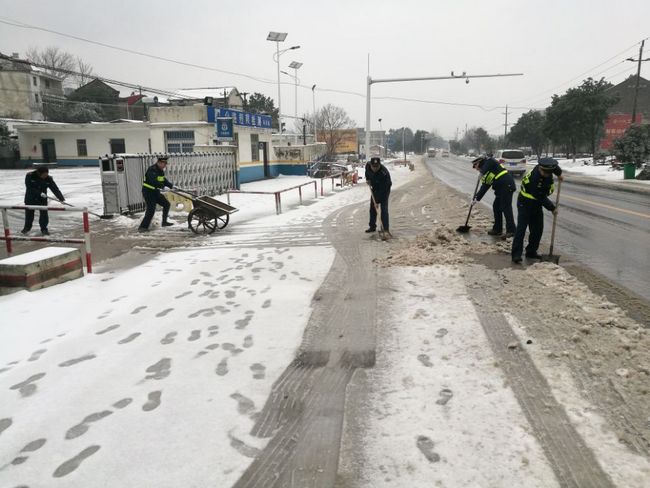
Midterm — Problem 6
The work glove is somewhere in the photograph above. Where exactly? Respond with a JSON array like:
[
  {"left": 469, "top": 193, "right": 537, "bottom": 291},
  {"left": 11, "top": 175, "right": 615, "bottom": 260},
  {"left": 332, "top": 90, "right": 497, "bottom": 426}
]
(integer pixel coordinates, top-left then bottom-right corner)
[
  {"left": 40, "top": 193, "right": 47, "bottom": 198},
  {"left": 471, "top": 198, "right": 478, "bottom": 205},
  {"left": 59, "top": 198, "right": 65, "bottom": 203}
]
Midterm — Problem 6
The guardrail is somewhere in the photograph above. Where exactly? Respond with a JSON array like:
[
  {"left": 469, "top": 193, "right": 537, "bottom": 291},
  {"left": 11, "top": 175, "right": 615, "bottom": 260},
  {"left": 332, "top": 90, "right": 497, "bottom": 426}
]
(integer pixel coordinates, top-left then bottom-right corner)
[
  {"left": 1, "top": 205, "right": 93, "bottom": 273},
  {"left": 226, "top": 181, "right": 318, "bottom": 215}
]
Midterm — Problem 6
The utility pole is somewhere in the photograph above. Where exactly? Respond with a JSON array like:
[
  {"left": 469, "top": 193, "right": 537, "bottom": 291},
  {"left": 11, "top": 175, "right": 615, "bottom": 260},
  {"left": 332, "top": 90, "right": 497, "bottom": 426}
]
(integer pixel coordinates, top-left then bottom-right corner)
[
  {"left": 222, "top": 89, "right": 229, "bottom": 108},
  {"left": 402, "top": 127, "right": 406, "bottom": 161},
  {"left": 240, "top": 91, "right": 249, "bottom": 109},
  {"left": 627, "top": 40, "right": 649, "bottom": 124},
  {"left": 503, "top": 104, "right": 509, "bottom": 139}
]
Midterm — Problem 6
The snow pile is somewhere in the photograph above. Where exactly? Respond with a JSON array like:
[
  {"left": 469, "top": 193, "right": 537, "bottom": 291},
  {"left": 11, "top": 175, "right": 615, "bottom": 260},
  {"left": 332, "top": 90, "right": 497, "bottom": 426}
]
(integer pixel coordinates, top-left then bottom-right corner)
[{"left": 377, "top": 224, "right": 472, "bottom": 266}]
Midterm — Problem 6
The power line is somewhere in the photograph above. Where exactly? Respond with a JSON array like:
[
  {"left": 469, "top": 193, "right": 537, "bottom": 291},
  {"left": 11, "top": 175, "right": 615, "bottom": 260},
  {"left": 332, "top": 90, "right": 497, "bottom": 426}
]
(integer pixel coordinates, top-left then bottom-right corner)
[
  {"left": 512, "top": 38, "right": 648, "bottom": 105},
  {"left": 0, "top": 16, "right": 277, "bottom": 86}
]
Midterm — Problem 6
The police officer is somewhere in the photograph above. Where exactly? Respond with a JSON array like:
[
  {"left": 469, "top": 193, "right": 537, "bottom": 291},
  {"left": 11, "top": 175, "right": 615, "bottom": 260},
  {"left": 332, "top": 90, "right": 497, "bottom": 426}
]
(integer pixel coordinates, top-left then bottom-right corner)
[
  {"left": 139, "top": 156, "right": 174, "bottom": 231},
  {"left": 511, "top": 157, "right": 563, "bottom": 263},
  {"left": 472, "top": 155, "right": 517, "bottom": 237},
  {"left": 364, "top": 157, "right": 392, "bottom": 234},
  {"left": 21, "top": 166, "right": 65, "bottom": 236}
]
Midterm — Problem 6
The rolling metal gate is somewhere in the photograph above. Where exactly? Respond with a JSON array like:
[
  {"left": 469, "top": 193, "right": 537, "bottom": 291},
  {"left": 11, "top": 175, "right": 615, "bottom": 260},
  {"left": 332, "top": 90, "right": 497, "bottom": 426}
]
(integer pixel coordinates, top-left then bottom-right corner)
[{"left": 100, "top": 150, "right": 237, "bottom": 215}]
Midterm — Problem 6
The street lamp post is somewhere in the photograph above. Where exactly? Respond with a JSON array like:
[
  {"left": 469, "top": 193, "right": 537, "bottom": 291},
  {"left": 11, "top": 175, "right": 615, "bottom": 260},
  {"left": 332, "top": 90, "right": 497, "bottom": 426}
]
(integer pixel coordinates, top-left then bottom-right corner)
[
  {"left": 288, "top": 61, "right": 303, "bottom": 118},
  {"left": 267, "top": 32, "right": 300, "bottom": 148},
  {"left": 312, "top": 84, "right": 317, "bottom": 143},
  {"left": 378, "top": 118, "right": 383, "bottom": 158}
]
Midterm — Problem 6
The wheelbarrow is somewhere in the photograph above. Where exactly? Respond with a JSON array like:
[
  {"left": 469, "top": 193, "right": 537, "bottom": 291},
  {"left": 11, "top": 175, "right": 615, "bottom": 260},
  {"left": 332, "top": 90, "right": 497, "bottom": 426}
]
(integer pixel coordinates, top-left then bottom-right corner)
[{"left": 167, "top": 188, "right": 238, "bottom": 235}]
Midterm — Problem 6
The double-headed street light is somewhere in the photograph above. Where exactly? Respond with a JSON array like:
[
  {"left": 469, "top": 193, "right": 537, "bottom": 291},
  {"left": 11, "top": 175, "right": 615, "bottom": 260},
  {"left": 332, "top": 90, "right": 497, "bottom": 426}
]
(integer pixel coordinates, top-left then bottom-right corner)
[{"left": 267, "top": 31, "right": 300, "bottom": 147}]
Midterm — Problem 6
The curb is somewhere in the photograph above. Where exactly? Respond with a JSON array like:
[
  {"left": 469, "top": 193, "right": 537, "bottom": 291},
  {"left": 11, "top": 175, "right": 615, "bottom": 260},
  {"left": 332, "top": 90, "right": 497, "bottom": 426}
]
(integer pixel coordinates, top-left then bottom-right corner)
[{"left": 562, "top": 171, "right": 650, "bottom": 195}]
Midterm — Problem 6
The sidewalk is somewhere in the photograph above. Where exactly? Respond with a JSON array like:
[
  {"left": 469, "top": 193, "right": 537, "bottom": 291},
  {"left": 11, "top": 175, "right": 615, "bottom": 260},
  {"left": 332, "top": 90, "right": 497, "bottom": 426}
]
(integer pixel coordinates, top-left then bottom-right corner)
[{"left": 1, "top": 159, "right": 648, "bottom": 487}]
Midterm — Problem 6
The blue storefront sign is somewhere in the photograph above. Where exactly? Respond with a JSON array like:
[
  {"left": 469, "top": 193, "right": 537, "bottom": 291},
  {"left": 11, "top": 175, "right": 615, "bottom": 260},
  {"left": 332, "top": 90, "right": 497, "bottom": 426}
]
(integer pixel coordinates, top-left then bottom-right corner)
[
  {"left": 207, "top": 106, "right": 273, "bottom": 129},
  {"left": 215, "top": 117, "right": 234, "bottom": 141}
]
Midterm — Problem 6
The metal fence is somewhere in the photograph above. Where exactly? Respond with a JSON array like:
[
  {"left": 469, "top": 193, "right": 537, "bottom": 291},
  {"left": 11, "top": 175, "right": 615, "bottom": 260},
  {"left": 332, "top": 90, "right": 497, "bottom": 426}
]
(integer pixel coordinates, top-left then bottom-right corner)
[{"left": 100, "top": 150, "right": 237, "bottom": 215}]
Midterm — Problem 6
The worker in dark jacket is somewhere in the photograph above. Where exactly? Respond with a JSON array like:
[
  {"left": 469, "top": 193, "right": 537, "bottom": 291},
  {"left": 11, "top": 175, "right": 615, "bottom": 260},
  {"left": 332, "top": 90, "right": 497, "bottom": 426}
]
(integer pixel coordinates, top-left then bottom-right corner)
[
  {"left": 364, "top": 157, "right": 392, "bottom": 234},
  {"left": 21, "top": 166, "right": 65, "bottom": 236},
  {"left": 139, "top": 156, "right": 174, "bottom": 231},
  {"left": 511, "top": 158, "right": 564, "bottom": 263},
  {"left": 472, "top": 156, "right": 517, "bottom": 237}
]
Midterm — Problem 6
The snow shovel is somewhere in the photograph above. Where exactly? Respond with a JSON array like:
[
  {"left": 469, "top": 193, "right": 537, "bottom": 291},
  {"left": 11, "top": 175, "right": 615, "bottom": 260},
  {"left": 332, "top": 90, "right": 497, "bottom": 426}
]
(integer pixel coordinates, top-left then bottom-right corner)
[
  {"left": 456, "top": 173, "right": 482, "bottom": 233},
  {"left": 541, "top": 179, "right": 562, "bottom": 264},
  {"left": 47, "top": 196, "right": 114, "bottom": 219}
]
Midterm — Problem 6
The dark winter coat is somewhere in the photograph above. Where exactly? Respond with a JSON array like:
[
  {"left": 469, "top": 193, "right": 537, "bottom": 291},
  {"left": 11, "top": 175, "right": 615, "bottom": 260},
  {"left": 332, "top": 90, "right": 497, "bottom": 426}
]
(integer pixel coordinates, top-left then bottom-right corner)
[
  {"left": 518, "top": 165, "right": 562, "bottom": 211},
  {"left": 24, "top": 171, "right": 64, "bottom": 205},
  {"left": 475, "top": 158, "right": 516, "bottom": 201},
  {"left": 365, "top": 163, "right": 392, "bottom": 202},
  {"left": 142, "top": 164, "right": 173, "bottom": 193}
]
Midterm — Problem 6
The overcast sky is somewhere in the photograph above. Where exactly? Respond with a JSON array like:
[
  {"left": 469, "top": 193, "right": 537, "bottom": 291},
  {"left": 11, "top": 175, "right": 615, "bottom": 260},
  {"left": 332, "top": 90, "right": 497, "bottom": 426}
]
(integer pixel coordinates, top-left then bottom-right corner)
[{"left": 1, "top": 0, "right": 649, "bottom": 139}]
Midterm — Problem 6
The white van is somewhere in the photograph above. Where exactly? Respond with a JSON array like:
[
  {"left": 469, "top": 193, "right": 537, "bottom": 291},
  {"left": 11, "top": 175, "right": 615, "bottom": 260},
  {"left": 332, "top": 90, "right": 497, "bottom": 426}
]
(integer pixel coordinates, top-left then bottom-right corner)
[{"left": 494, "top": 149, "right": 527, "bottom": 176}]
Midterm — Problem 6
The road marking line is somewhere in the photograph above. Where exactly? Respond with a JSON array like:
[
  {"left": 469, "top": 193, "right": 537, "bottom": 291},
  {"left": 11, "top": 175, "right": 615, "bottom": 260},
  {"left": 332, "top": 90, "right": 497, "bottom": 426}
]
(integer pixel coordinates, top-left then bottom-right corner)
[{"left": 563, "top": 195, "right": 650, "bottom": 219}]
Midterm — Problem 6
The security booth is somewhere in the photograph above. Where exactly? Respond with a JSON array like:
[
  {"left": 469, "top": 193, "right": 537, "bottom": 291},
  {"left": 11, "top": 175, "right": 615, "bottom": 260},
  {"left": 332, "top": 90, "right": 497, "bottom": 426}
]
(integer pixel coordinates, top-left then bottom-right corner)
[{"left": 99, "top": 150, "right": 237, "bottom": 216}]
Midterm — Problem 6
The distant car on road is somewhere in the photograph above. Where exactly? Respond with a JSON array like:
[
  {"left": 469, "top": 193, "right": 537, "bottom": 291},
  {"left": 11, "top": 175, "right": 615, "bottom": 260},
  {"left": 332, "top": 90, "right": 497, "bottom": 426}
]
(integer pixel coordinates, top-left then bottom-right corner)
[
  {"left": 441, "top": 150, "right": 450, "bottom": 157},
  {"left": 494, "top": 149, "right": 527, "bottom": 176}
]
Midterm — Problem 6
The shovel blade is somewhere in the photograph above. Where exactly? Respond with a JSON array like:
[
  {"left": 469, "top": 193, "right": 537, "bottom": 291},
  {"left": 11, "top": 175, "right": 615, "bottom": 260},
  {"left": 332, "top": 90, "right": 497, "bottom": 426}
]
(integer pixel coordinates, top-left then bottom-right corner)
[
  {"left": 540, "top": 254, "right": 560, "bottom": 264},
  {"left": 456, "top": 225, "right": 471, "bottom": 233}
]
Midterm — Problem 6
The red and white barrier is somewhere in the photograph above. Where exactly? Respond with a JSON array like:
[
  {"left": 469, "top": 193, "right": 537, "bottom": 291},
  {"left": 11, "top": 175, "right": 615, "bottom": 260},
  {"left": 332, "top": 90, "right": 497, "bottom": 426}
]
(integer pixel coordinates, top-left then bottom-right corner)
[{"left": 0, "top": 204, "right": 93, "bottom": 273}]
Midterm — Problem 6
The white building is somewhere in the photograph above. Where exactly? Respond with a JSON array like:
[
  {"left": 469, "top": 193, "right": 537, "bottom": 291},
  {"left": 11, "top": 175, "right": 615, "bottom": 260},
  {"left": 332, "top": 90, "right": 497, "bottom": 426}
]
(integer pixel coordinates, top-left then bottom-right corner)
[
  {"left": 15, "top": 103, "right": 323, "bottom": 183},
  {"left": 0, "top": 53, "right": 65, "bottom": 121}
]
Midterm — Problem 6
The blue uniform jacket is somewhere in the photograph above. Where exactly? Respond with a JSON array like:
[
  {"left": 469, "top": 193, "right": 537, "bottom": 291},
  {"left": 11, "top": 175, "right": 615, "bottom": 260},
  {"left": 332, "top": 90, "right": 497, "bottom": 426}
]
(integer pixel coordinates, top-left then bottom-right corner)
[
  {"left": 24, "top": 171, "right": 64, "bottom": 205},
  {"left": 519, "top": 165, "right": 562, "bottom": 211},
  {"left": 365, "top": 163, "right": 392, "bottom": 202},
  {"left": 143, "top": 164, "right": 173, "bottom": 192}
]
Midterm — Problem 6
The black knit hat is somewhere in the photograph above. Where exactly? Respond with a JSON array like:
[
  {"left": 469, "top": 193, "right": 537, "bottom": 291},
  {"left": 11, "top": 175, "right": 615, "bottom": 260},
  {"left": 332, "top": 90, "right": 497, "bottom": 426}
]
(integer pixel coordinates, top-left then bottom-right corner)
[{"left": 370, "top": 157, "right": 381, "bottom": 165}]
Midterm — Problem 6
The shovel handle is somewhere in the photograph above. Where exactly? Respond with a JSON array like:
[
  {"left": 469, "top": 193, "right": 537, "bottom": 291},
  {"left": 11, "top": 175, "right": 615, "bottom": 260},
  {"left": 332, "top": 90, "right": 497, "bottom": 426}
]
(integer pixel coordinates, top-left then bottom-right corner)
[
  {"left": 548, "top": 178, "right": 562, "bottom": 256},
  {"left": 463, "top": 173, "right": 483, "bottom": 227}
]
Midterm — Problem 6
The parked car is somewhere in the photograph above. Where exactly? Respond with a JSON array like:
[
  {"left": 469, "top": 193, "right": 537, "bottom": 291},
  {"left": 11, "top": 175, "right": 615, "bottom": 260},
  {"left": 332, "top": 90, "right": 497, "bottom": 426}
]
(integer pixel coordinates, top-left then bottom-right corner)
[
  {"left": 494, "top": 149, "right": 527, "bottom": 176},
  {"left": 307, "top": 161, "right": 349, "bottom": 178}
]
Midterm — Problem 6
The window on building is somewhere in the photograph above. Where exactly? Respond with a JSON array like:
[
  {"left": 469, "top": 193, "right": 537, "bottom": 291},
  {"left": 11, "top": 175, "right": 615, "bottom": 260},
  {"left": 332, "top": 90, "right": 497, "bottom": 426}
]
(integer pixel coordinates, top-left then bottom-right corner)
[
  {"left": 165, "top": 130, "right": 195, "bottom": 153},
  {"left": 33, "top": 76, "right": 37, "bottom": 86},
  {"left": 45, "top": 79, "right": 51, "bottom": 89},
  {"left": 110, "top": 139, "right": 126, "bottom": 154},
  {"left": 77, "top": 139, "right": 88, "bottom": 157},
  {"left": 34, "top": 94, "right": 39, "bottom": 103},
  {"left": 250, "top": 134, "right": 259, "bottom": 161}
]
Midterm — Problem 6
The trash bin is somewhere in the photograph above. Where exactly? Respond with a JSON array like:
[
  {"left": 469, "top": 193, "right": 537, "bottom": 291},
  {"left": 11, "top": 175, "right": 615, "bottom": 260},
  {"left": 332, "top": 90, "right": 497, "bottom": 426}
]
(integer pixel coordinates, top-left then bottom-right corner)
[{"left": 624, "top": 163, "right": 636, "bottom": 180}]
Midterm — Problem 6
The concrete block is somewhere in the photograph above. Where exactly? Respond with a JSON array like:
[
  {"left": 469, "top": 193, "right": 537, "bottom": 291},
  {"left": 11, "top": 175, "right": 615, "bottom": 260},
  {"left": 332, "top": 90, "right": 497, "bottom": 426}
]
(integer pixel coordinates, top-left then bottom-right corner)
[{"left": 0, "top": 247, "right": 84, "bottom": 295}]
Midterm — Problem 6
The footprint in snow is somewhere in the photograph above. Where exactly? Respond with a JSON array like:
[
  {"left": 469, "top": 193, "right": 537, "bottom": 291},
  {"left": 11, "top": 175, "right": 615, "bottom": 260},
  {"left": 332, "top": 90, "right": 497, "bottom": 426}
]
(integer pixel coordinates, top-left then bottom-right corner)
[
  {"left": 250, "top": 363, "right": 266, "bottom": 380},
  {"left": 161, "top": 332, "right": 177, "bottom": 344},
  {"left": 243, "top": 335, "right": 254, "bottom": 348},
  {"left": 416, "top": 435, "right": 440, "bottom": 463},
  {"left": 142, "top": 391, "right": 162, "bottom": 412},
  {"left": 436, "top": 388, "right": 453, "bottom": 406},
  {"left": 417, "top": 354, "right": 433, "bottom": 368},
  {"left": 66, "top": 410, "right": 113, "bottom": 440},
  {"left": 52, "top": 445, "right": 101, "bottom": 478},
  {"left": 131, "top": 306, "right": 147, "bottom": 315},
  {"left": 216, "top": 358, "right": 229, "bottom": 376},
  {"left": 156, "top": 308, "right": 174, "bottom": 317},
  {"left": 96, "top": 324, "right": 120, "bottom": 335},
  {"left": 28, "top": 349, "right": 47, "bottom": 362},
  {"left": 435, "top": 328, "right": 448, "bottom": 338},
  {"left": 188, "top": 330, "right": 201, "bottom": 341},
  {"left": 118, "top": 333, "right": 141, "bottom": 344}
]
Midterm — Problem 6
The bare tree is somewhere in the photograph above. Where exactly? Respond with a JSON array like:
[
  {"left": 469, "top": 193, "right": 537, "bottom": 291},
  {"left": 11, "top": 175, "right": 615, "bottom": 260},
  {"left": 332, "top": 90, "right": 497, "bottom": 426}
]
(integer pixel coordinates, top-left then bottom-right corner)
[
  {"left": 26, "top": 46, "right": 74, "bottom": 79},
  {"left": 75, "top": 57, "right": 95, "bottom": 87},
  {"left": 316, "top": 104, "right": 355, "bottom": 156}
]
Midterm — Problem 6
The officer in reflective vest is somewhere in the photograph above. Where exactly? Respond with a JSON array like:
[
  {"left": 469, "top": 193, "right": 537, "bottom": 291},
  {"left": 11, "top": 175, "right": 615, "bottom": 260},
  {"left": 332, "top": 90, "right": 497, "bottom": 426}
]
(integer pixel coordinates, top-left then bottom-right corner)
[
  {"left": 138, "top": 156, "right": 174, "bottom": 231},
  {"left": 511, "top": 158, "right": 563, "bottom": 263},
  {"left": 472, "top": 156, "right": 517, "bottom": 237}
]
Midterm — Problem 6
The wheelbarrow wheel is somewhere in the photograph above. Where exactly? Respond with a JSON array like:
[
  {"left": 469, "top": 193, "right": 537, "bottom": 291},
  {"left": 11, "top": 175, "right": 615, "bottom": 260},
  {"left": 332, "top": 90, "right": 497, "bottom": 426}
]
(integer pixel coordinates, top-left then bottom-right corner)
[
  {"left": 215, "top": 213, "right": 229, "bottom": 229},
  {"left": 187, "top": 209, "right": 217, "bottom": 235}
]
